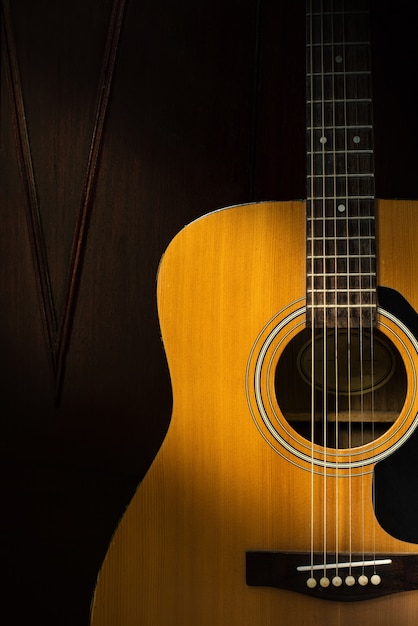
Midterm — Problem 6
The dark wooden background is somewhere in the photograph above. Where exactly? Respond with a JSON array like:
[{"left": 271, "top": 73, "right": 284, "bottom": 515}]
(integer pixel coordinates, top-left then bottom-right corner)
[{"left": 1, "top": 1, "right": 418, "bottom": 624}]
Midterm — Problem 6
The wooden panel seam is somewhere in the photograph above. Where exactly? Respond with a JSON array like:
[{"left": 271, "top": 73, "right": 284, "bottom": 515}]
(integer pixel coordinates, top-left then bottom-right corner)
[{"left": 1, "top": 0, "right": 127, "bottom": 401}]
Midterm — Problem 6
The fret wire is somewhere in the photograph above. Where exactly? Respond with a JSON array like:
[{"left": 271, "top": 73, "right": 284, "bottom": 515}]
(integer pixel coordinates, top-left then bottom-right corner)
[
  {"left": 307, "top": 272, "right": 376, "bottom": 278},
  {"left": 309, "top": 287, "right": 374, "bottom": 294},
  {"left": 307, "top": 100, "right": 372, "bottom": 105},
  {"left": 308, "top": 72, "right": 371, "bottom": 77},
  {"left": 307, "top": 39, "right": 370, "bottom": 44},
  {"left": 308, "top": 127, "right": 372, "bottom": 132},
  {"left": 308, "top": 252, "right": 375, "bottom": 256},
  {"left": 309, "top": 11, "right": 369, "bottom": 16},
  {"left": 308, "top": 125, "right": 372, "bottom": 129},
  {"left": 310, "top": 304, "right": 377, "bottom": 309},
  {"left": 307, "top": 149, "right": 373, "bottom": 154},
  {"left": 308, "top": 99, "right": 372, "bottom": 103},
  {"left": 307, "top": 173, "right": 373, "bottom": 178},
  {"left": 307, "top": 218, "right": 375, "bottom": 222},
  {"left": 308, "top": 237, "right": 375, "bottom": 241},
  {"left": 307, "top": 196, "right": 375, "bottom": 201}
]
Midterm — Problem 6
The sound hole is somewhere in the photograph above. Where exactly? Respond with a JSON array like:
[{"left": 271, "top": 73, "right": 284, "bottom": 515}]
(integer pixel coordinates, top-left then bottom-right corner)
[{"left": 275, "top": 328, "right": 407, "bottom": 449}]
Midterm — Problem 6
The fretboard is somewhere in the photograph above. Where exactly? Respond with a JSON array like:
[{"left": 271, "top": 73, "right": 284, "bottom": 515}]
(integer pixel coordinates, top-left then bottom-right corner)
[{"left": 305, "top": 0, "right": 377, "bottom": 328}]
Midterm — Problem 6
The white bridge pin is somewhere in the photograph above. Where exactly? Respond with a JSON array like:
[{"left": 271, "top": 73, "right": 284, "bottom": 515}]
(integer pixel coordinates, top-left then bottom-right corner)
[
  {"left": 358, "top": 575, "right": 368, "bottom": 586},
  {"left": 320, "top": 577, "right": 330, "bottom": 588},
  {"left": 332, "top": 575, "right": 343, "bottom": 587},
  {"left": 345, "top": 575, "right": 356, "bottom": 587},
  {"left": 307, "top": 577, "right": 317, "bottom": 589},
  {"left": 371, "top": 574, "right": 382, "bottom": 586}
]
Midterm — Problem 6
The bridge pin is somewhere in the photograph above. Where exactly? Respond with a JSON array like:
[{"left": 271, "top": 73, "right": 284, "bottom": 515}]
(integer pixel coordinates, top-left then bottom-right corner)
[
  {"left": 332, "top": 575, "right": 342, "bottom": 587},
  {"left": 345, "top": 575, "right": 356, "bottom": 587},
  {"left": 358, "top": 575, "right": 368, "bottom": 586},
  {"left": 306, "top": 577, "right": 317, "bottom": 589},
  {"left": 371, "top": 574, "right": 381, "bottom": 586},
  {"left": 320, "top": 576, "right": 330, "bottom": 588}
]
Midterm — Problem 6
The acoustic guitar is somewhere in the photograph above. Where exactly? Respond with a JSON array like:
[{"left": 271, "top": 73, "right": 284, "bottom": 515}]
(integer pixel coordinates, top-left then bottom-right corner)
[{"left": 90, "top": 1, "right": 418, "bottom": 624}]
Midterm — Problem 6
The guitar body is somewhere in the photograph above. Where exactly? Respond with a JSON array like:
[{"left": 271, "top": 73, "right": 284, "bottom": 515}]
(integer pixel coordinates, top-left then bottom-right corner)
[{"left": 91, "top": 199, "right": 418, "bottom": 626}]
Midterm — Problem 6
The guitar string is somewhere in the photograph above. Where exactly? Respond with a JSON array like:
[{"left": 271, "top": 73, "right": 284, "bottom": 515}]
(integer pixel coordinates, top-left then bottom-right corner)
[
  {"left": 364, "top": 5, "right": 378, "bottom": 574},
  {"left": 358, "top": 158, "right": 366, "bottom": 580},
  {"left": 308, "top": 0, "right": 316, "bottom": 584},
  {"left": 357, "top": 5, "right": 373, "bottom": 581},
  {"left": 357, "top": 15, "right": 375, "bottom": 575},
  {"left": 356, "top": 22, "right": 366, "bottom": 578},
  {"left": 340, "top": 3, "right": 354, "bottom": 580},
  {"left": 319, "top": 0, "right": 340, "bottom": 584},
  {"left": 370, "top": 243, "right": 377, "bottom": 577},
  {"left": 365, "top": 6, "right": 378, "bottom": 574},
  {"left": 330, "top": 2, "right": 341, "bottom": 584},
  {"left": 319, "top": 0, "right": 329, "bottom": 583},
  {"left": 345, "top": 2, "right": 355, "bottom": 581}
]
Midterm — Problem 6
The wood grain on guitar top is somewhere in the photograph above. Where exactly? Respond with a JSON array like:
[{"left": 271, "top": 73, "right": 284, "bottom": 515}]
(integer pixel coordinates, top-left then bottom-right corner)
[{"left": 90, "top": 199, "right": 418, "bottom": 626}]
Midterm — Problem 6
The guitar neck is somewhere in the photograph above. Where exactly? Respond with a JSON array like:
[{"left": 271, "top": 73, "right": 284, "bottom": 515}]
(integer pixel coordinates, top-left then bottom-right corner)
[{"left": 305, "top": 0, "right": 377, "bottom": 328}]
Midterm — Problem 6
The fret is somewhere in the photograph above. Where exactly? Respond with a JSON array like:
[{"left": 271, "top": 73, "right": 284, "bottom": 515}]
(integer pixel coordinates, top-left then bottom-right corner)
[
  {"left": 307, "top": 99, "right": 372, "bottom": 103},
  {"left": 307, "top": 196, "right": 375, "bottom": 201},
  {"left": 307, "top": 149, "right": 373, "bottom": 154},
  {"left": 308, "top": 251, "right": 375, "bottom": 264},
  {"left": 309, "top": 253, "right": 376, "bottom": 264},
  {"left": 307, "top": 274, "right": 376, "bottom": 289},
  {"left": 307, "top": 173, "right": 373, "bottom": 178},
  {"left": 308, "top": 123, "right": 372, "bottom": 128},
  {"left": 307, "top": 272, "right": 376, "bottom": 278},
  {"left": 310, "top": 128, "right": 373, "bottom": 135},
  {"left": 308, "top": 125, "right": 372, "bottom": 130},
  {"left": 308, "top": 299, "right": 377, "bottom": 306},
  {"left": 310, "top": 304, "right": 376, "bottom": 309},
  {"left": 309, "top": 263, "right": 376, "bottom": 274},
  {"left": 308, "top": 236, "right": 375, "bottom": 241},
  {"left": 308, "top": 256, "right": 375, "bottom": 261},
  {"left": 310, "top": 15, "right": 368, "bottom": 19},
  {"left": 310, "top": 10, "right": 369, "bottom": 14},
  {"left": 310, "top": 288, "right": 374, "bottom": 292},
  {"left": 308, "top": 149, "right": 374, "bottom": 156},
  {"left": 307, "top": 41, "right": 370, "bottom": 46},
  {"left": 309, "top": 215, "right": 374, "bottom": 223},
  {"left": 307, "top": 71, "right": 371, "bottom": 77},
  {"left": 308, "top": 220, "right": 374, "bottom": 239}
]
